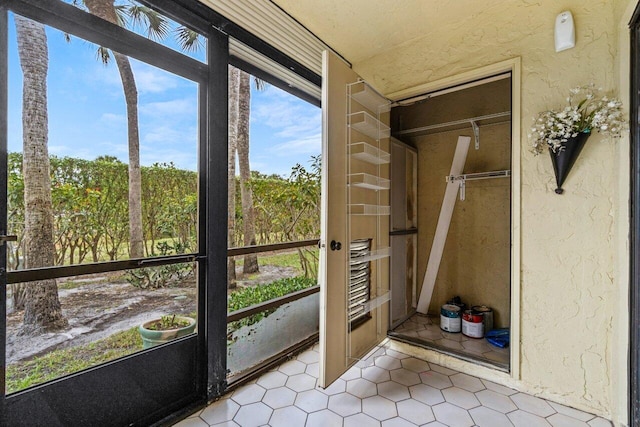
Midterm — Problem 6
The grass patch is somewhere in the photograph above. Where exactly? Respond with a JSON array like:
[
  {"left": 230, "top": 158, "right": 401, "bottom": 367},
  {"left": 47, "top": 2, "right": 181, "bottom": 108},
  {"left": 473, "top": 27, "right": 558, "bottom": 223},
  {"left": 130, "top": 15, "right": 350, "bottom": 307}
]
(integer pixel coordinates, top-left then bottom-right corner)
[
  {"left": 235, "top": 251, "right": 303, "bottom": 273},
  {"left": 6, "top": 327, "right": 142, "bottom": 394}
]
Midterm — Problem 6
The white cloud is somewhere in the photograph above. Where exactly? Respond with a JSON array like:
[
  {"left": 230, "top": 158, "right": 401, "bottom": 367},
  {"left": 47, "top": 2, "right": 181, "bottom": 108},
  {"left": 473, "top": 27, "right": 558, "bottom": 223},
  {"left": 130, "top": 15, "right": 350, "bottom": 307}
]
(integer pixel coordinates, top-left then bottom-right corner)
[
  {"left": 139, "top": 98, "right": 196, "bottom": 117},
  {"left": 271, "top": 133, "right": 321, "bottom": 156},
  {"left": 100, "top": 113, "right": 126, "bottom": 125},
  {"left": 252, "top": 86, "right": 321, "bottom": 138},
  {"left": 131, "top": 66, "right": 179, "bottom": 94}
]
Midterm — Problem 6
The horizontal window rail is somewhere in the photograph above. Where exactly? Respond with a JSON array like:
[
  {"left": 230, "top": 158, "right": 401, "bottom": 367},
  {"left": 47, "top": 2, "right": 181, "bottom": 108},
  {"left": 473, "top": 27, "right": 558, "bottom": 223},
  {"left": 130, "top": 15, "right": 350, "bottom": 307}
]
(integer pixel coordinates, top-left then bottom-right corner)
[
  {"left": 227, "top": 239, "right": 319, "bottom": 257},
  {"left": 4, "top": 239, "right": 319, "bottom": 285},
  {"left": 5, "top": 254, "right": 201, "bottom": 285},
  {"left": 227, "top": 285, "right": 319, "bottom": 323}
]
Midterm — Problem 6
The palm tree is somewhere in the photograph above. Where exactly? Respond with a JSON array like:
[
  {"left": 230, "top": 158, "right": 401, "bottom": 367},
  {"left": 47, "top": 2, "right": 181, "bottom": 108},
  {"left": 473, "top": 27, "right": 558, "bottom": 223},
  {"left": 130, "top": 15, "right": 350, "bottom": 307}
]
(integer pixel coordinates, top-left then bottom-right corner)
[
  {"left": 227, "top": 65, "right": 240, "bottom": 288},
  {"left": 237, "top": 71, "right": 261, "bottom": 274},
  {"left": 83, "top": 0, "right": 148, "bottom": 258},
  {"left": 80, "top": 1, "right": 200, "bottom": 260},
  {"left": 15, "top": 15, "right": 67, "bottom": 332}
]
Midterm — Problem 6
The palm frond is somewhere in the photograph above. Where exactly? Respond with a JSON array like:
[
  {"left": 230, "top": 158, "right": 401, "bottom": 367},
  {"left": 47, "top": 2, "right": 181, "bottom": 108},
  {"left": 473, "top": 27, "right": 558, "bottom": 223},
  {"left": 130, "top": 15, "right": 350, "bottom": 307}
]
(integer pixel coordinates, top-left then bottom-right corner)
[
  {"left": 174, "top": 27, "right": 203, "bottom": 52},
  {"left": 253, "top": 77, "right": 267, "bottom": 91},
  {"left": 96, "top": 46, "right": 111, "bottom": 65},
  {"left": 124, "top": 5, "right": 170, "bottom": 41},
  {"left": 114, "top": 4, "right": 127, "bottom": 28}
]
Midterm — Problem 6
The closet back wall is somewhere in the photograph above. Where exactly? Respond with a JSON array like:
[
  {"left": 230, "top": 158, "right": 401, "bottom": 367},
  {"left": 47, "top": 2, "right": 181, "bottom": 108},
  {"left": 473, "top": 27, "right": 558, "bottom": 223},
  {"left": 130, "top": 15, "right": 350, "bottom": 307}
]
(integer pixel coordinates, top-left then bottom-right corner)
[
  {"left": 416, "top": 124, "right": 511, "bottom": 327},
  {"left": 393, "top": 79, "right": 511, "bottom": 328}
]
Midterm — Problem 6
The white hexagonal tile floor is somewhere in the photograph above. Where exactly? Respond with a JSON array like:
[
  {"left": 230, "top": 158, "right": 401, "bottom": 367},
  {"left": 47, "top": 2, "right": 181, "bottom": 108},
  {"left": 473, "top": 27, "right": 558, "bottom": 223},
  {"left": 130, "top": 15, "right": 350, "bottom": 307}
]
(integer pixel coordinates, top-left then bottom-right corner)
[{"left": 174, "top": 343, "right": 612, "bottom": 427}]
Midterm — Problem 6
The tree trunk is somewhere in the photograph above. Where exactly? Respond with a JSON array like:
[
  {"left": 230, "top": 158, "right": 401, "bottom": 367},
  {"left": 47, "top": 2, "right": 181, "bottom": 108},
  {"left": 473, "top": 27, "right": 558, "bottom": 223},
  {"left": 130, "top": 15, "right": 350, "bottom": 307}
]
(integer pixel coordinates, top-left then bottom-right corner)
[
  {"left": 85, "top": 0, "right": 144, "bottom": 259},
  {"left": 237, "top": 71, "right": 259, "bottom": 274},
  {"left": 15, "top": 16, "right": 67, "bottom": 332},
  {"left": 227, "top": 66, "right": 240, "bottom": 288}
]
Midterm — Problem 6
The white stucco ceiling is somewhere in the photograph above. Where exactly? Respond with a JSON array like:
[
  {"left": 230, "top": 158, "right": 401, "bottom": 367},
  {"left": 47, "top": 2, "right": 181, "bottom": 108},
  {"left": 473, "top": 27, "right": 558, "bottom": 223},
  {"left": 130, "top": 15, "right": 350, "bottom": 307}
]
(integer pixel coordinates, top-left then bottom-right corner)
[{"left": 270, "top": 0, "right": 517, "bottom": 65}]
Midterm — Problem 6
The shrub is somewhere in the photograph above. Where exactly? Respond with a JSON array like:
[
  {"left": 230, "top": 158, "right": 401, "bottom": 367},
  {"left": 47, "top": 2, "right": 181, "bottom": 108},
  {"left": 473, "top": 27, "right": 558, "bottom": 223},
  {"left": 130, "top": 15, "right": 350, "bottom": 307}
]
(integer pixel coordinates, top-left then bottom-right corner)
[{"left": 227, "top": 276, "right": 316, "bottom": 340}]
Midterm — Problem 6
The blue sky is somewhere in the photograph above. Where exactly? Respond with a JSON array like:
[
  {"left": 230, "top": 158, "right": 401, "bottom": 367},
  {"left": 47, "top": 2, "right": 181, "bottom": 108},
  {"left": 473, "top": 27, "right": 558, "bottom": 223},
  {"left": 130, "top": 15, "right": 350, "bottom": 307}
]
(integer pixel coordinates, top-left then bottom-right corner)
[{"left": 7, "top": 10, "right": 321, "bottom": 177}]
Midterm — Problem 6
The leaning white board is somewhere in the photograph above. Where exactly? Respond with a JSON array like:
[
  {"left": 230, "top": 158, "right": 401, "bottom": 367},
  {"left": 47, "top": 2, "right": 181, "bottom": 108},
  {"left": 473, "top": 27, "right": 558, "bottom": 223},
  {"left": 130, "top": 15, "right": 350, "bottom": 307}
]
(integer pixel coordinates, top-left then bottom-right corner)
[{"left": 416, "top": 136, "right": 471, "bottom": 314}]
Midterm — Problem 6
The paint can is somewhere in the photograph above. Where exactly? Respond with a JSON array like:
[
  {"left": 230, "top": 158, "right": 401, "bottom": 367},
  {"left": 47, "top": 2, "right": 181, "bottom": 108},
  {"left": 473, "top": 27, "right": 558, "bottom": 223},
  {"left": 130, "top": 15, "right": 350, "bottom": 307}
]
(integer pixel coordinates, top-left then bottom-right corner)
[
  {"left": 440, "top": 304, "right": 461, "bottom": 333},
  {"left": 472, "top": 305, "right": 494, "bottom": 333},
  {"left": 462, "top": 309, "right": 484, "bottom": 338}
]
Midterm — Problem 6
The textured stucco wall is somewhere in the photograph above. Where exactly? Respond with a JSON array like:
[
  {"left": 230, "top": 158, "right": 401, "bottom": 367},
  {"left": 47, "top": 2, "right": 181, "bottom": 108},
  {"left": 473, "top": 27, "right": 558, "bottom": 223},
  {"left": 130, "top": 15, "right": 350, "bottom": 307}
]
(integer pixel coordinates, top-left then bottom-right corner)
[{"left": 352, "top": 0, "right": 629, "bottom": 422}]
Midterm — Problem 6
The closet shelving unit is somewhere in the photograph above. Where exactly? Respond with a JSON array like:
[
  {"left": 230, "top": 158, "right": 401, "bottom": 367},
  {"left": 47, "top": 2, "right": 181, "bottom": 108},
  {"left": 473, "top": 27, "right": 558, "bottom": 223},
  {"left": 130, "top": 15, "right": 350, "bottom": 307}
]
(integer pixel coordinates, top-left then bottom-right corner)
[{"left": 346, "top": 80, "right": 391, "bottom": 341}]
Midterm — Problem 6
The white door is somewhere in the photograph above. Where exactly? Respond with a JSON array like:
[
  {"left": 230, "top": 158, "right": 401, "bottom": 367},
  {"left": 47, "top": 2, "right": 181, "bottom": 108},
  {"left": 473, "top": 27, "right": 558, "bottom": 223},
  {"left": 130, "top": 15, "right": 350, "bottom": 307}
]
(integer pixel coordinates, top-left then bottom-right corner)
[{"left": 318, "top": 50, "right": 391, "bottom": 387}]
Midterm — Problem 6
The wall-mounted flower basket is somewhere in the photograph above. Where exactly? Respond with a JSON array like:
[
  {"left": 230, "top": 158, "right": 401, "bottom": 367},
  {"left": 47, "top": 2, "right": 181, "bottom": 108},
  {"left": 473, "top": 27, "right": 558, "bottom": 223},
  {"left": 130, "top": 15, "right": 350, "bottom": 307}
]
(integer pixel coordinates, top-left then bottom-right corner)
[
  {"left": 549, "top": 131, "right": 590, "bottom": 194},
  {"left": 530, "top": 84, "right": 624, "bottom": 194}
]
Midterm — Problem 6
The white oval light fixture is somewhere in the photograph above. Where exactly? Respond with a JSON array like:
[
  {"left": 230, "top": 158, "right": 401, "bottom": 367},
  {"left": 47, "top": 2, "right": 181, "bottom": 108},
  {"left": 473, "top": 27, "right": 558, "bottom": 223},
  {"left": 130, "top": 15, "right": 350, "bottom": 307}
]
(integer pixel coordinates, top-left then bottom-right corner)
[{"left": 555, "top": 10, "right": 575, "bottom": 52}]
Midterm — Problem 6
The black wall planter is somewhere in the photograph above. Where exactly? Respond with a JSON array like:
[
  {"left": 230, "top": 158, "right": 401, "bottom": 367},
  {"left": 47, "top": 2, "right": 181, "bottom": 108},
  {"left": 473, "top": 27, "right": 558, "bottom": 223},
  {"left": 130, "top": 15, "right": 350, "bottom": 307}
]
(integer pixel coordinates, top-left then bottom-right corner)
[{"left": 549, "top": 131, "right": 591, "bottom": 194}]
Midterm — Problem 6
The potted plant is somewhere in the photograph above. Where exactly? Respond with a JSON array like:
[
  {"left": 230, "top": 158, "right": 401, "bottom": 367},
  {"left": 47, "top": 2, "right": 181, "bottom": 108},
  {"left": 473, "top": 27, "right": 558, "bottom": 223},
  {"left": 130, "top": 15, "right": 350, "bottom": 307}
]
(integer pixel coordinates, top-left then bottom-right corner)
[
  {"left": 139, "top": 314, "right": 196, "bottom": 349},
  {"left": 529, "top": 84, "right": 625, "bottom": 194}
]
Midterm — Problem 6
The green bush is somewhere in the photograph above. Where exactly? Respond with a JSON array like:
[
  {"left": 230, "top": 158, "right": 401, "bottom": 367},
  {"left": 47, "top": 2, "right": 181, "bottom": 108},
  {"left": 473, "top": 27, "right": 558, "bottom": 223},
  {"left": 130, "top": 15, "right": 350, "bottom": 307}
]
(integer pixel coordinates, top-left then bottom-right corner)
[{"left": 227, "top": 276, "right": 316, "bottom": 340}]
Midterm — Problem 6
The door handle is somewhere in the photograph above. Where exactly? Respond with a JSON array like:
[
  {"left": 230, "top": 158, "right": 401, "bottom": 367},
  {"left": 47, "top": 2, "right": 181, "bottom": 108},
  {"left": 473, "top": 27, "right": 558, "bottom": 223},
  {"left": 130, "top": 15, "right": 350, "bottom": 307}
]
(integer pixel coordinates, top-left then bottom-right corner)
[
  {"left": 330, "top": 240, "right": 342, "bottom": 251},
  {"left": 0, "top": 235, "right": 17, "bottom": 244}
]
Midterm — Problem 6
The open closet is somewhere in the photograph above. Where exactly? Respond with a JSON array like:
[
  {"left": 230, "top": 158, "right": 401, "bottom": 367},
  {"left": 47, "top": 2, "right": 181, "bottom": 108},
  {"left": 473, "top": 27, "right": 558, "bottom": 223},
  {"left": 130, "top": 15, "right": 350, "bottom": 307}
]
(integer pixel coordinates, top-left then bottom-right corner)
[
  {"left": 318, "top": 51, "right": 515, "bottom": 388},
  {"left": 387, "top": 75, "right": 512, "bottom": 371}
]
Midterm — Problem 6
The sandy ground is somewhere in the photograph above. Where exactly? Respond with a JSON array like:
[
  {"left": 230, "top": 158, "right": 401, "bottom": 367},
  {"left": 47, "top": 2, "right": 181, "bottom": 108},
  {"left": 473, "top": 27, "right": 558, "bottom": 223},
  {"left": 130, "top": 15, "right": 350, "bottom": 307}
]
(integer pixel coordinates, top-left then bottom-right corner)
[{"left": 6, "top": 264, "right": 296, "bottom": 364}]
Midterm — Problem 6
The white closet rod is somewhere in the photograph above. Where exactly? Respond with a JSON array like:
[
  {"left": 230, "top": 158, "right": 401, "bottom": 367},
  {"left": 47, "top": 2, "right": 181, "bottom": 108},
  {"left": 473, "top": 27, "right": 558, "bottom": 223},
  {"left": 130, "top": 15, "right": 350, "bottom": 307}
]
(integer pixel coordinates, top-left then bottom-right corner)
[
  {"left": 395, "top": 111, "right": 511, "bottom": 137},
  {"left": 446, "top": 170, "right": 511, "bottom": 183}
]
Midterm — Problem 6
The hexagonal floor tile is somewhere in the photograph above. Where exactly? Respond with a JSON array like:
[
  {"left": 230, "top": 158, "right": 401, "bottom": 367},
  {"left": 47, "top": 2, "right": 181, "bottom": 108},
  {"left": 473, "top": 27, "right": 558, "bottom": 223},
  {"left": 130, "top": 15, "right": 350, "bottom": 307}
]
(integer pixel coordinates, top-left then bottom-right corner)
[
  {"left": 233, "top": 402, "right": 272, "bottom": 427},
  {"left": 297, "top": 349, "right": 320, "bottom": 364},
  {"left": 328, "top": 392, "right": 361, "bottom": 417},
  {"left": 294, "top": 389, "right": 328, "bottom": 413},
  {"left": 268, "top": 405, "right": 308, "bottom": 427},
  {"left": 507, "top": 409, "right": 553, "bottom": 427},
  {"left": 547, "top": 413, "right": 590, "bottom": 427},
  {"left": 437, "top": 339, "right": 464, "bottom": 350},
  {"left": 417, "top": 329, "right": 445, "bottom": 341},
  {"left": 442, "top": 387, "right": 481, "bottom": 410},
  {"left": 262, "top": 386, "right": 297, "bottom": 409},
  {"left": 305, "top": 409, "right": 344, "bottom": 427},
  {"left": 346, "top": 378, "right": 377, "bottom": 399},
  {"left": 362, "top": 365, "right": 391, "bottom": 383},
  {"left": 286, "top": 373, "right": 317, "bottom": 392},
  {"left": 390, "top": 368, "right": 421, "bottom": 386},
  {"left": 362, "top": 396, "right": 397, "bottom": 421},
  {"left": 374, "top": 355, "right": 403, "bottom": 370},
  {"left": 510, "top": 393, "right": 556, "bottom": 417},
  {"left": 480, "top": 379, "right": 517, "bottom": 396},
  {"left": 432, "top": 402, "right": 474, "bottom": 427},
  {"left": 469, "top": 406, "right": 513, "bottom": 427},
  {"left": 548, "top": 401, "right": 596, "bottom": 422},
  {"left": 381, "top": 416, "right": 416, "bottom": 427},
  {"left": 231, "top": 384, "right": 266, "bottom": 405},
  {"left": 409, "top": 383, "right": 445, "bottom": 405},
  {"left": 429, "top": 363, "right": 458, "bottom": 376},
  {"left": 319, "top": 378, "right": 347, "bottom": 396},
  {"left": 305, "top": 362, "right": 320, "bottom": 378},
  {"left": 278, "top": 359, "right": 307, "bottom": 376},
  {"left": 256, "top": 371, "right": 288, "bottom": 389},
  {"left": 396, "top": 398, "right": 435, "bottom": 425},
  {"left": 342, "top": 366, "right": 362, "bottom": 381},
  {"left": 475, "top": 389, "right": 517, "bottom": 413},
  {"left": 420, "top": 371, "right": 453, "bottom": 389},
  {"left": 400, "top": 357, "right": 430, "bottom": 373},
  {"left": 450, "top": 373, "right": 485, "bottom": 393},
  {"left": 377, "top": 380, "right": 410, "bottom": 402},
  {"left": 199, "top": 398, "right": 239, "bottom": 425},
  {"left": 344, "top": 412, "right": 381, "bottom": 427}
]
